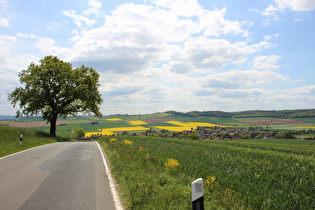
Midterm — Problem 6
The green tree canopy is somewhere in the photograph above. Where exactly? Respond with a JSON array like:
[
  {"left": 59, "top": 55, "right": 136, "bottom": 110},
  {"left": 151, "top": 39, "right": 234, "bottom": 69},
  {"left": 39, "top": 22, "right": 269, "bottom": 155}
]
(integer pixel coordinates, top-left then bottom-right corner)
[
  {"left": 74, "top": 128, "right": 85, "bottom": 139},
  {"left": 8, "top": 55, "right": 103, "bottom": 136}
]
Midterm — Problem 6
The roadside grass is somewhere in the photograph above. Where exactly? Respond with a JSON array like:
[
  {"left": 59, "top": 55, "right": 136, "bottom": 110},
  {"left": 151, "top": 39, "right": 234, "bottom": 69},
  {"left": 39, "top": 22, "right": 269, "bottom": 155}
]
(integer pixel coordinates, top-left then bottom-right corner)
[
  {"left": 0, "top": 125, "right": 66, "bottom": 158},
  {"left": 99, "top": 136, "right": 315, "bottom": 209},
  {"left": 98, "top": 137, "right": 196, "bottom": 209}
]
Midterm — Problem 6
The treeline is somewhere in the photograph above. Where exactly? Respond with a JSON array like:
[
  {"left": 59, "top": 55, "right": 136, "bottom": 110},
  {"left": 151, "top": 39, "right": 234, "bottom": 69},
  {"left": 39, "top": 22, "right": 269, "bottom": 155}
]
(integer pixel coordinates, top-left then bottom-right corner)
[
  {"left": 166, "top": 109, "right": 315, "bottom": 118},
  {"left": 166, "top": 110, "right": 233, "bottom": 118}
]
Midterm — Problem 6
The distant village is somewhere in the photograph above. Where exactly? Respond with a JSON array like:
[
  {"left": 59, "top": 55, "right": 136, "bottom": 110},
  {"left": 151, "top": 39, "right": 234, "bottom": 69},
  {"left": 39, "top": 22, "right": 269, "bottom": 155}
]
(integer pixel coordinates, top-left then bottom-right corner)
[{"left": 117, "top": 126, "right": 315, "bottom": 140}]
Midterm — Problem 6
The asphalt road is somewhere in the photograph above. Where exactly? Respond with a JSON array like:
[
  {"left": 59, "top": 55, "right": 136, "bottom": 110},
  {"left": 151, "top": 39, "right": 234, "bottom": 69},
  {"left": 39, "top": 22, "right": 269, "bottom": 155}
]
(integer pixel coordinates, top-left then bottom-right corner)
[{"left": 0, "top": 142, "right": 122, "bottom": 210}]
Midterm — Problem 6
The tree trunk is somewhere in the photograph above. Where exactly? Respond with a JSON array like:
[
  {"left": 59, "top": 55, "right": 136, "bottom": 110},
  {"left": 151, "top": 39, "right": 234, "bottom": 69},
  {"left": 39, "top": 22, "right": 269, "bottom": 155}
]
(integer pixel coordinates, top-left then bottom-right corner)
[{"left": 50, "top": 114, "right": 58, "bottom": 136}]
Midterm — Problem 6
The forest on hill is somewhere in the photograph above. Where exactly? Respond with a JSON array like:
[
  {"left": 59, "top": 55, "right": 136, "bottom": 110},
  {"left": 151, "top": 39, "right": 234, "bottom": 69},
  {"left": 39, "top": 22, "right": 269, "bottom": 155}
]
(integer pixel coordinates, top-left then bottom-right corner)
[{"left": 166, "top": 109, "right": 315, "bottom": 118}]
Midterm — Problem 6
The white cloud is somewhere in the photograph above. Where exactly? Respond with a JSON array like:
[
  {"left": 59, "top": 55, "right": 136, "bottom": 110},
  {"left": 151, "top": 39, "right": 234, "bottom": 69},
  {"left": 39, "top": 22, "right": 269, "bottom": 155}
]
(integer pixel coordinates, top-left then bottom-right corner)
[
  {"left": 262, "top": 4, "right": 279, "bottom": 17},
  {"left": 63, "top": 0, "right": 102, "bottom": 28},
  {"left": 152, "top": 0, "right": 203, "bottom": 17},
  {"left": 263, "top": 33, "right": 280, "bottom": 41},
  {"left": 0, "top": 35, "right": 40, "bottom": 112},
  {"left": 261, "top": 0, "right": 315, "bottom": 25},
  {"left": 218, "top": 89, "right": 263, "bottom": 99},
  {"left": 63, "top": 10, "right": 97, "bottom": 28},
  {"left": 168, "top": 37, "right": 273, "bottom": 73},
  {"left": 282, "top": 85, "right": 315, "bottom": 96},
  {"left": 58, "top": 1, "right": 254, "bottom": 74},
  {"left": 84, "top": 0, "right": 102, "bottom": 16},
  {"left": 275, "top": 0, "right": 315, "bottom": 11},
  {"left": 0, "top": 35, "right": 16, "bottom": 60},
  {"left": 38, "top": 2, "right": 273, "bottom": 76},
  {"left": 200, "top": 70, "right": 288, "bottom": 90},
  {"left": 200, "top": 7, "right": 243, "bottom": 37},
  {"left": 253, "top": 55, "right": 281, "bottom": 70},
  {"left": 0, "top": 17, "right": 9, "bottom": 27}
]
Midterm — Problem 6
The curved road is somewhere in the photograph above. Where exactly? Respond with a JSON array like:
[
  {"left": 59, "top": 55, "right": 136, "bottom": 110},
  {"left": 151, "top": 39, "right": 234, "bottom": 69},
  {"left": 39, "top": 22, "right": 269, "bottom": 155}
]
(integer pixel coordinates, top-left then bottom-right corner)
[{"left": 0, "top": 142, "right": 123, "bottom": 210}]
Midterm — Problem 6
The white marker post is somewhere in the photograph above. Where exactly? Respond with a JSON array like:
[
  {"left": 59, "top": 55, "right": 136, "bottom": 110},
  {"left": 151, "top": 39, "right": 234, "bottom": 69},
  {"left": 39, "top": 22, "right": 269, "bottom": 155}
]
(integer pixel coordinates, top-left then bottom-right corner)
[{"left": 192, "top": 178, "right": 204, "bottom": 210}]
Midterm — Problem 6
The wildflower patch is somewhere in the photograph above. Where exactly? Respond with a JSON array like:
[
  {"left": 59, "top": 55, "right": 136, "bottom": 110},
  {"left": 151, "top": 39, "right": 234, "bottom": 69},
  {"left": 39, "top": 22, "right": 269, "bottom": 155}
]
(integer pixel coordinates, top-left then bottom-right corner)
[
  {"left": 205, "top": 175, "right": 218, "bottom": 191},
  {"left": 124, "top": 139, "right": 133, "bottom": 145},
  {"left": 164, "top": 158, "right": 180, "bottom": 170},
  {"left": 109, "top": 138, "right": 117, "bottom": 143}
]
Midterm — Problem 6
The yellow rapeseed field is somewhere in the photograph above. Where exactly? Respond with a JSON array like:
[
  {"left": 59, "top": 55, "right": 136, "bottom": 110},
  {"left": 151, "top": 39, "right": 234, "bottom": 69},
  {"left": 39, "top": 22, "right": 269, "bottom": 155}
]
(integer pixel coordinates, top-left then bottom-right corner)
[
  {"left": 167, "top": 121, "right": 190, "bottom": 127},
  {"left": 187, "top": 122, "right": 223, "bottom": 127},
  {"left": 85, "top": 126, "right": 149, "bottom": 137},
  {"left": 108, "top": 126, "right": 149, "bottom": 132},
  {"left": 154, "top": 121, "right": 224, "bottom": 132},
  {"left": 294, "top": 126, "right": 315, "bottom": 128},
  {"left": 154, "top": 126, "right": 195, "bottom": 132},
  {"left": 106, "top": 118, "right": 123, "bottom": 121},
  {"left": 129, "top": 121, "right": 147, "bottom": 125}
]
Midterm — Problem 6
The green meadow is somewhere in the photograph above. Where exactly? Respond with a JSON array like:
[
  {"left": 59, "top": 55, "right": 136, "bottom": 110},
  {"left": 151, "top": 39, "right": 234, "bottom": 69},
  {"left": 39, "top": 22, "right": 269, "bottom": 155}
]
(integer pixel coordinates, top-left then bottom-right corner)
[{"left": 99, "top": 136, "right": 315, "bottom": 209}]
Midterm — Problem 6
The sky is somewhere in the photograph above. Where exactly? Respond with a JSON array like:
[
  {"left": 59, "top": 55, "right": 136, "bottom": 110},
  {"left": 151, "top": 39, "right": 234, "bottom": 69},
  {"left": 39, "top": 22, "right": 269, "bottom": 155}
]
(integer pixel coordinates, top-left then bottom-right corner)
[{"left": 1, "top": 0, "right": 315, "bottom": 116}]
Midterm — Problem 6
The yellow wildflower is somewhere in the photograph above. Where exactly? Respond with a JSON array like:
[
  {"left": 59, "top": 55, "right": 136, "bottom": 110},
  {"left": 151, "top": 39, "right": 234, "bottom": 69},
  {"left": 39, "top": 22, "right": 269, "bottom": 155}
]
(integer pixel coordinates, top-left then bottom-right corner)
[
  {"left": 138, "top": 146, "right": 144, "bottom": 152},
  {"left": 225, "top": 188, "right": 233, "bottom": 195},
  {"left": 164, "top": 158, "right": 180, "bottom": 170},
  {"left": 123, "top": 139, "right": 133, "bottom": 145},
  {"left": 205, "top": 175, "right": 218, "bottom": 191},
  {"left": 109, "top": 138, "right": 117, "bottom": 143}
]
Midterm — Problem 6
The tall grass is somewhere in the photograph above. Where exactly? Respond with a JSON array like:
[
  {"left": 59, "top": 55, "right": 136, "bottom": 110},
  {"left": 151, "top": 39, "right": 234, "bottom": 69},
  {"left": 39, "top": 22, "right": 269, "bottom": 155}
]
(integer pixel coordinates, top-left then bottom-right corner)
[
  {"left": 99, "top": 136, "right": 314, "bottom": 209},
  {"left": 0, "top": 125, "right": 62, "bottom": 157}
]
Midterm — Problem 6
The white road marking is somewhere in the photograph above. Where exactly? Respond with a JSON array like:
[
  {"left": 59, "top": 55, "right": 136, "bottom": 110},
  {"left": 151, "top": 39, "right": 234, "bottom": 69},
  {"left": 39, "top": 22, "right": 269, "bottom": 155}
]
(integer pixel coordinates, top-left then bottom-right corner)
[{"left": 95, "top": 141, "right": 124, "bottom": 210}]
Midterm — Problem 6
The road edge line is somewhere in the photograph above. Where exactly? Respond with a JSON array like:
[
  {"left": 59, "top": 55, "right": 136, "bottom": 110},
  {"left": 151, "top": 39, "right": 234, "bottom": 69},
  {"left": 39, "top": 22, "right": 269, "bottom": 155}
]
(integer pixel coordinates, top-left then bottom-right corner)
[{"left": 95, "top": 141, "right": 124, "bottom": 210}]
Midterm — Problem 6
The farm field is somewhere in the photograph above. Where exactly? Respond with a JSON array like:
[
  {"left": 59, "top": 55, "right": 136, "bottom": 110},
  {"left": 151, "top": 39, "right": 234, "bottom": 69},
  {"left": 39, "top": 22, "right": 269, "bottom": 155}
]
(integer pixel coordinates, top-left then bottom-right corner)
[
  {"left": 2, "top": 115, "right": 315, "bottom": 138},
  {"left": 99, "top": 136, "right": 315, "bottom": 209},
  {"left": 4, "top": 115, "right": 229, "bottom": 137}
]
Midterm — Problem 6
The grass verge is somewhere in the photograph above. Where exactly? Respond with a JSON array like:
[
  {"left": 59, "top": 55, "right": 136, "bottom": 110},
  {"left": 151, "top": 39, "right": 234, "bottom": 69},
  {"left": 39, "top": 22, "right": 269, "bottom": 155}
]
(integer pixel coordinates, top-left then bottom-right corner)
[
  {"left": 0, "top": 125, "right": 68, "bottom": 158},
  {"left": 98, "top": 136, "right": 314, "bottom": 209}
]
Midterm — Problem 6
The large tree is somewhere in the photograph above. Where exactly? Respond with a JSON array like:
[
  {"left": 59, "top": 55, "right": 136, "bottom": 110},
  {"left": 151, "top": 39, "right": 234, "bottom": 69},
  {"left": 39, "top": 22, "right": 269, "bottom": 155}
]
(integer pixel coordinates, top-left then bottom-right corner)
[{"left": 8, "top": 55, "right": 103, "bottom": 136}]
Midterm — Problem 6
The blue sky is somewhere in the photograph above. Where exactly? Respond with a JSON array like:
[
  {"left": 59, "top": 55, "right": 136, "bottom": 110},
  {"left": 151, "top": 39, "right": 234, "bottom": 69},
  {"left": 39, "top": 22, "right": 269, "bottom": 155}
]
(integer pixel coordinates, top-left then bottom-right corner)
[{"left": 1, "top": 0, "right": 314, "bottom": 115}]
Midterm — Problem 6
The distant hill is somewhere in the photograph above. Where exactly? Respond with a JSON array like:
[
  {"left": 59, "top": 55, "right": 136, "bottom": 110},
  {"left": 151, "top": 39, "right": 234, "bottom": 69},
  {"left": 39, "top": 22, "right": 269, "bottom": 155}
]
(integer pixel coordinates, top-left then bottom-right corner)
[
  {"left": 2, "top": 109, "right": 315, "bottom": 122},
  {"left": 166, "top": 109, "right": 315, "bottom": 118},
  {"left": 0, "top": 115, "right": 16, "bottom": 121}
]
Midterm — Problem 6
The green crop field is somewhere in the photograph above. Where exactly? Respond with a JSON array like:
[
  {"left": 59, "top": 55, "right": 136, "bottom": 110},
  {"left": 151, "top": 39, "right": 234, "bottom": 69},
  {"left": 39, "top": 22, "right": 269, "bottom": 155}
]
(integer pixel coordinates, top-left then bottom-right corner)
[{"left": 99, "top": 136, "right": 315, "bottom": 209}]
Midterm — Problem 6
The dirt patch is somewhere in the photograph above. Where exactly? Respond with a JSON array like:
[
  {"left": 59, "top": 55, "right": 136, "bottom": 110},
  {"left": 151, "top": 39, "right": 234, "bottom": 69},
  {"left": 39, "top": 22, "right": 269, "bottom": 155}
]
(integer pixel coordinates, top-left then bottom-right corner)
[
  {"left": 243, "top": 119, "right": 304, "bottom": 125},
  {"left": 141, "top": 118, "right": 171, "bottom": 124},
  {"left": 0, "top": 121, "right": 12, "bottom": 125},
  {"left": 9, "top": 120, "right": 68, "bottom": 128}
]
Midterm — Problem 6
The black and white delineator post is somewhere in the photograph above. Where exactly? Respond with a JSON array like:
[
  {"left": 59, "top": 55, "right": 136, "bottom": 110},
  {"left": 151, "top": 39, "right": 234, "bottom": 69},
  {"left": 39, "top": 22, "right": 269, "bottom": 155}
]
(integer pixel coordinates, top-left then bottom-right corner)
[{"left": 192, "top": 178, "right": 204, "bottom": 210}]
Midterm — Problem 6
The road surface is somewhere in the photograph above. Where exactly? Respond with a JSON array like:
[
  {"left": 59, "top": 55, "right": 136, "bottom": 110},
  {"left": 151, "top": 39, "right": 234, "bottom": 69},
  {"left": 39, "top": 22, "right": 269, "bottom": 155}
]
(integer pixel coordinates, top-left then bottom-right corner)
[{"left": 0, "top": 142, "right": 123, "bottom": 210}]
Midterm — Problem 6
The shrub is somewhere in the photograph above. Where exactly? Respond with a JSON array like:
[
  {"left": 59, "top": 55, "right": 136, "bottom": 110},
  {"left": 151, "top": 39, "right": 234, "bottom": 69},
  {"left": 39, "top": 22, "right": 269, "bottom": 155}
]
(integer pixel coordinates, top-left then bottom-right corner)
[
  {"left": 74, "top": 128, "right": 85, "bottom": 139},
  {"left": 189, "top": 133, "right": 200, "bottom": 140}
]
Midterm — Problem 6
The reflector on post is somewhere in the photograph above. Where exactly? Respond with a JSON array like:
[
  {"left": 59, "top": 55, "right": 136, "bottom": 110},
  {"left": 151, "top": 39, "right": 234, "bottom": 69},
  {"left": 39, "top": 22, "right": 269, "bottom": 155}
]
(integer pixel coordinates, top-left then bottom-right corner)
[{"left": 192, "top": 178, "right": 204, "bottom": 210}]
